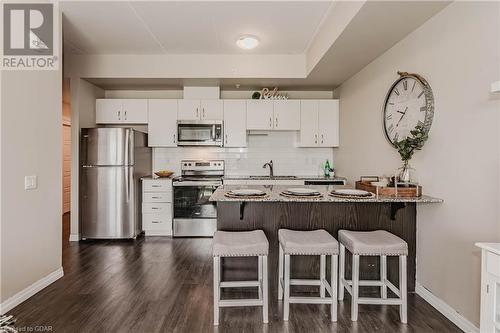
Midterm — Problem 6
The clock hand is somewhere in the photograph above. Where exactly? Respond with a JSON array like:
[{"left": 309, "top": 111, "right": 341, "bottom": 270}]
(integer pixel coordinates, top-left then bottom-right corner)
[{"left": 396, "top": 107, "right": 408, "bottom": 127}]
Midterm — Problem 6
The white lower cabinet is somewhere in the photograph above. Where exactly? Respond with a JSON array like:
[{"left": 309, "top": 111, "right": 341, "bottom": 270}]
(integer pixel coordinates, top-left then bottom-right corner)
[
  {"left": 142, "top": 178, "right": 172, "bottom": 236},
  {"left": 477, "top": 243, "right": 500, "bottom": 333}
]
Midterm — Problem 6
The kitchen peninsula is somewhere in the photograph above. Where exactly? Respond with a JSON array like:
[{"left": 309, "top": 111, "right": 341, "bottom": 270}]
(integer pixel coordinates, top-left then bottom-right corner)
[{"left": 210, "top": 185, "right": 442, "bottom": 293}]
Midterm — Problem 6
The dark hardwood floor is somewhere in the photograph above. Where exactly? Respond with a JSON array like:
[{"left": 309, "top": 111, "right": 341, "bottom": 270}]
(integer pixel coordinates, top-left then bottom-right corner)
[{"left": 8, "top": 237, "right": 462, "bottom": 333}]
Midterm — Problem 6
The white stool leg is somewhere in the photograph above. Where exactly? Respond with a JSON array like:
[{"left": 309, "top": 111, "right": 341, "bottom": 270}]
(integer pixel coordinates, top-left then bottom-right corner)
[
  {"left": 320, "top": 254, "right": 326, "bottom": 298},
  {"left": 284, "top": 254, "right": 291, "bottom": 321},
  {"left": 258, "top": 256, "right": 263, "bottom": 301},
  {"left": 399, "top": 255, "right": 408, "bottom": 323},
  {"left": 351, "top": 254, "right": 360, "bottom": 322},
  {"left": 213, "top": 256, "right": 220, "bottom": 326},
  {"left": 262, "top": 256, "right": 269, "bottom": 324},
  {"left": 338, "top": 244, "right": 345, "bottom": 301},
  {"left": 381, "top": 255, "right": 387, "bottom": 299},
  {"left": 278, "top": 243, "right": 284, "bottom": 300},
  {"left": 331, "top": 254, "right": 338, "bottom": 322}
]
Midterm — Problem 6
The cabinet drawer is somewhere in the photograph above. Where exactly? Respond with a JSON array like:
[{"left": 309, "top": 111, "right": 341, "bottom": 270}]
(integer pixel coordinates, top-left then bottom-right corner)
[
  {"left": 142, "top": 179, "right": 172, "bottom": 192},
  {"left": 487, "top": 252, "right": 500, "bottom": 278},
  {"left": 143, "top": 213, "right": 172, "bottom": 231},
  {"left": 142, "top": 203, "right": 171, "bottom": 214},
  {"left": 143, "top": 192, "right": 172, "bottom": 203}
]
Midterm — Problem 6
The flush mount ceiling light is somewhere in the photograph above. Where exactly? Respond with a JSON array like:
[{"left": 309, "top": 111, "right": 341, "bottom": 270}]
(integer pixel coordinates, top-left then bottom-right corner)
[{"left": 236, "top": 35, "right": 259, "bottom": 50}]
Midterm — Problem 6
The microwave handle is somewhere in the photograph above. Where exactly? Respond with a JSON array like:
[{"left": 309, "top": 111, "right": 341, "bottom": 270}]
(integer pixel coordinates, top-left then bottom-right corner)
[{"left": 212, "top": 124, "right": 216, "bottom": 140}]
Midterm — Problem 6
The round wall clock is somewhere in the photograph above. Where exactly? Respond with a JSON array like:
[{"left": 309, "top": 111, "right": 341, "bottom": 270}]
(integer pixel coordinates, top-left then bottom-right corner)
[{"left": 383, "top": 71, "right": 434, "bottom": 145}]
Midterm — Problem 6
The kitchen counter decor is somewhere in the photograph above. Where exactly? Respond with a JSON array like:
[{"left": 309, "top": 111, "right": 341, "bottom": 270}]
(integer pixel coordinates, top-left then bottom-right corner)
[
  {"left": 356, "top": 179, "right": 422, "bottom": 197},
  {"left": 224, "top": 189, "right": 269, "bottom": 199},
  {"left": 329, "top": 189, "right": 375, "bottom": 199},
  {"left": 280, "top": 188, "right": 322, "bottom": 199}
]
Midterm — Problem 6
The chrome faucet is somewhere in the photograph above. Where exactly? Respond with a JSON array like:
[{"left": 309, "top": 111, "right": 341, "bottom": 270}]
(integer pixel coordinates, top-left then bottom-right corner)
[{"left": 262, "top": 160, "right": 274, "bottom": 177}]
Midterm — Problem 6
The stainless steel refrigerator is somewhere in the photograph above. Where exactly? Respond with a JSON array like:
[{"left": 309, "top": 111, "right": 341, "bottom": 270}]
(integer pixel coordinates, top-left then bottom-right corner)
[{"left": 80, "top": 128, "right": 151, "bottom": 239}]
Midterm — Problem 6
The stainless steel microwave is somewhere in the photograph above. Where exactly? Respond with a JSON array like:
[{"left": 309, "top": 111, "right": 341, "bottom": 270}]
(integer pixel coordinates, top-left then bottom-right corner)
[{"left": 177, "top": 120, "right": 223, "bottom": 146}]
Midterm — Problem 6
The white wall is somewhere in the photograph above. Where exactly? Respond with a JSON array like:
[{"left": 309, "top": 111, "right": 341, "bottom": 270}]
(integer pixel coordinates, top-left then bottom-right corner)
[
  {"left": 334, "top": 2, "right": 500, "bottom": 326},
  {"left": 1, "top": 70, "right": 63, "bottom": 305},
  {"left": 69, "top": 79, "right": 105, "bottom": 240}
]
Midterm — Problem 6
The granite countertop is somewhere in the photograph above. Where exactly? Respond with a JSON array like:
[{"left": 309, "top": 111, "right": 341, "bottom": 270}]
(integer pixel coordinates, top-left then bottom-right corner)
[{"left": 210, "top": 185, "right": 443, "bottom": 203}]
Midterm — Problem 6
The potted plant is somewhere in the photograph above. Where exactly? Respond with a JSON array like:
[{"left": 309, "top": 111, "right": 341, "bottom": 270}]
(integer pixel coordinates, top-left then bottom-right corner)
[{"left": 393, "top": 124, "right": 428, "bottom": 183}]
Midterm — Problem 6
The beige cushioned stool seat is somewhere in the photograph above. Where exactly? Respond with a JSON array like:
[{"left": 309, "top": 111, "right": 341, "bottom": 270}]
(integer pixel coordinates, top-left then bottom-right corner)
[
  {"left": 338, "top": 230, "right": 408, "bottom": 256},
  {"left": 213, "top": 230, "right": 269, "bottom": 257},
  {"left": 278, "top": 229, "right": 339, "bottom": 255}
]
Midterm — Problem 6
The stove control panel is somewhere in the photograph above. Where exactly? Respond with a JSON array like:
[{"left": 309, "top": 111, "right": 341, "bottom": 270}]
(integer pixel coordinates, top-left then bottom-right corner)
[{"left": 181, "top": 160, "right": 224, "bottom": 171}]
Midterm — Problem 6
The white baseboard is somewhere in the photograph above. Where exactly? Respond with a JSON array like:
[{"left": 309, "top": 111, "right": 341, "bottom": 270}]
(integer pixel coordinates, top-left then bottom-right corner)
[
  {"left": 0, "top": 267, "right": 64, "bottom": 315},
  {"left": 69, "top": 233, "right": 79, "bottom": 242},
  {"left": 415, "top": 282, "right": 479, "bottom": 333}
]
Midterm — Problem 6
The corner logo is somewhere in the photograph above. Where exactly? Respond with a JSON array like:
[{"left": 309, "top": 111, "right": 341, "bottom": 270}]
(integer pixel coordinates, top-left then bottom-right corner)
[{"left": 1, "top": 3, "right": 59, "bottom": 70}]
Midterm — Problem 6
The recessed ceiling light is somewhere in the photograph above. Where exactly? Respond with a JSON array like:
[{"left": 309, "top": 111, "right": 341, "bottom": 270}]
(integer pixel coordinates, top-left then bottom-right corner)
[{"left": 236, "top": 35, "right": 259, "bottom": 50}]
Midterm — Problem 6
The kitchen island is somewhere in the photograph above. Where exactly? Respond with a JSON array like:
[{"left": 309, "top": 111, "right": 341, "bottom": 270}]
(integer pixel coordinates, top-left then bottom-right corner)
[{"left": 210, "top": 185, "right": 442, "bottom": 294}]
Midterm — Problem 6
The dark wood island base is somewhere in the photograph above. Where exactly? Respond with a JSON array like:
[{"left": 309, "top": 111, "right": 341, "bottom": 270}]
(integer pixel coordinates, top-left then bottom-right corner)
[{"left": 216, "top": 201, "right": 417, "bottom": 295}]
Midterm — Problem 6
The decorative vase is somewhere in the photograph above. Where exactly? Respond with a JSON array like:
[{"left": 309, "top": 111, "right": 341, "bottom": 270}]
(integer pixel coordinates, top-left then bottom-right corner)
[{"left": 398, "top": 161, "right": 414, "bottom": 183}]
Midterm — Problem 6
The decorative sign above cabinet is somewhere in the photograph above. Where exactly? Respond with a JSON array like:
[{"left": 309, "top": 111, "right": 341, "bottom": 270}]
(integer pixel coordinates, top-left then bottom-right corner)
[{"left": 383, "top": 71, "right": 434, "bottom": 145}]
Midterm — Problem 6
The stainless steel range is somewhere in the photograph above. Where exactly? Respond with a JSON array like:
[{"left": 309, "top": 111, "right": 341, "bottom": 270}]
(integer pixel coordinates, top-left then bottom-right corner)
[{"left": 172, "top": 160, "right": 224, "bottom": 237}]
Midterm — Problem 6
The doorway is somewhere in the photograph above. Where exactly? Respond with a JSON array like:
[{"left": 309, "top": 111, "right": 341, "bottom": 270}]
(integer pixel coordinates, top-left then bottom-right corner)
[{"left": 62, "top": 78, "right": 71, "bottom": 248}]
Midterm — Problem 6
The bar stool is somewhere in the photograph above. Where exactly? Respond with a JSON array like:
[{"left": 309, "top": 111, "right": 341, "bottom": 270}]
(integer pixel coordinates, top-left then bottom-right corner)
[
  {"left": 338, "top": 230, "right": 408, "bottom": 323},
  {"left": 212, "top": 230, "right": 269, "bottom": 326},
  {"left": 277, "top": 229, "right": 339, "bottom": 322}
]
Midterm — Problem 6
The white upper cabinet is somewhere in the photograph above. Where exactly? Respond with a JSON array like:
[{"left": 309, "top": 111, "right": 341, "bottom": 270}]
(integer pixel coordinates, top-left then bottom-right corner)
[
  {"left": 96, "top": 99, "right": 148, "bottom": 124},
  {"left": 178, "top": 99, "right": 200, "bottom": 120},
  {"left": 178, "top": 99, "right": 223, "bottom": 120},
  {"left": 223, "top": 100, "right": 247, "bottom": 147},
  {"left": 299, "top": 99, "right": 339, "bottom": 147},
  {"left": 200, "top": 100, "right": 223, "bottom": 120},
  {"left": 273, "top": 100, "right": 300, "bottom": 130},
  {"left": 96, "top": 99, "right": 122, "bottom": 123},
  {"left": 121, "top": 99, "right": 148, "bottom": 123},
  {"left": 246, "top": 100, "right": 274, "bottom": 130},
  {"left": 246, "top": 100, "right": 300, "bottom": 131},
  {"left": 148, "top": 99, "right": 178, "bottom": 147},
  {"left": 299, "top": 100, "right": 319, "bottom": 147},
  {"left": 318, "top": 100, "right": 339, "bottom": 147}
]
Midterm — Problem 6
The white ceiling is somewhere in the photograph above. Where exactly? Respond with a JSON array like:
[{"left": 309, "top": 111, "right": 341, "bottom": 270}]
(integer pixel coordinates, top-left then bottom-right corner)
[
  {"left": 62, "top": 1, "right": 333, "bottom": 55},
  {"left": 63, "top": 1, "right": 451, "bottom": 89}
]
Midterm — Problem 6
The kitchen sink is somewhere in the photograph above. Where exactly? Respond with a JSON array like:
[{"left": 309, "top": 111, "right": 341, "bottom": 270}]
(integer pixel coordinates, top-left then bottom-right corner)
[{"left": 249, "top": 175, "right": 298, "bottom": 180}]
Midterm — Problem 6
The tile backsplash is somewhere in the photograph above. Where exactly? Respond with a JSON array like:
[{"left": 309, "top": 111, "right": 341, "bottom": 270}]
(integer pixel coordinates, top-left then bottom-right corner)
[{"left": 153, "top": 131, "right": 334, "bottom": 177}]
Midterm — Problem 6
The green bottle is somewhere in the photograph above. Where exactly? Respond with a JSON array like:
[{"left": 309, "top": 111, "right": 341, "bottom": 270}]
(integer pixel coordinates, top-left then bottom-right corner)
[{"left": 324, "top": 160, "right": 331, "bottom": 178}]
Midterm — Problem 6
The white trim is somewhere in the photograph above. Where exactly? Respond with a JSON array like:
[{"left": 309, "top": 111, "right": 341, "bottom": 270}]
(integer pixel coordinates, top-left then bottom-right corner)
[
  {"left": 69, "top": 233, "right": 80, "bottom": 242},
  {"left": 0, "top": 267, "right": 64, "bottom": 315},
  {"left": 415, "top": 282, "right": 479, "bottom": 333}
]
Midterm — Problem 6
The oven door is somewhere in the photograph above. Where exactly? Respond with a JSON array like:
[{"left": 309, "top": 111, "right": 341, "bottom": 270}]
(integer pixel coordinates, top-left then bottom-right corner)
[
  {"left": 177, "top": 121, "right": 222, "bottom": 146},
  {"left": 173, "top": 182, "right": 219, "bottom": 236}
]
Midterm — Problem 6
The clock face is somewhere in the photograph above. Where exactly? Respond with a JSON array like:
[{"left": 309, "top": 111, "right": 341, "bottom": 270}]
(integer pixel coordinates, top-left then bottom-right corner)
[{"left": 383, "top": 75, "right": 434, "bottom": 145}]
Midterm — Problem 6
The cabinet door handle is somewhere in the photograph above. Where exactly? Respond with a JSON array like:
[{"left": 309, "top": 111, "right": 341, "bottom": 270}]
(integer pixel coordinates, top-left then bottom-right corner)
[
  {"left": 315, "top": 134, "right": 318, "bottom": 144},
  {"left": 269, "top": 117, "right": 272, "bottom": 128},
  {"left": 225, "top": 134, "right": 228, "bottom": 144},
  {"left": 173, "top": 134, "right": 176, "bottom": 143},
  {"left": 124, "top": 110, "right": 127, "bottom": 120},
  {"left": 152, "top": 185, "right": 161, "bottom": 188},
  {"left": 151, "top": 196, "right": 161, "bottom": 199},
  {"left": 276, "top": 117, "right": 278, "bottom": 128},
  {"left": 196, "top": 107, "right": 199, "bottom": 118},
  {"left": 321, "top": 134, "right": 324, "bottom": 144},
  {"left": 151, "top": 207, "right": 160, "bottom": 210},
  {"left": 203, "top": 108, "right": 206, "bottom": 118},
  {"left": 151, "top": 220, "right": 161, "bottom": 224},
  {"left": 118, "top": 110, "right": 121, "bottom": 120}
]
